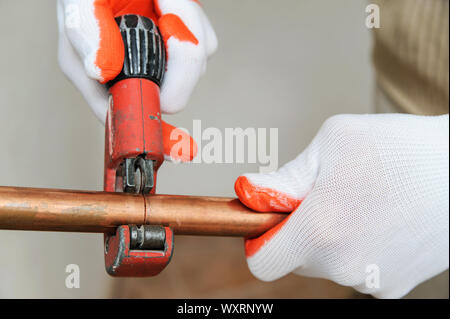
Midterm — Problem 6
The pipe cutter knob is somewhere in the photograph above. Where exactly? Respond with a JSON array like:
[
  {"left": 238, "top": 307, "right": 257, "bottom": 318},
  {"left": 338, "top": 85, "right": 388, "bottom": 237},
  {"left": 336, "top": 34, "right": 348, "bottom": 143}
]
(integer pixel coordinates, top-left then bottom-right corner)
[{"left": 106, "top": 14, "right": 165, "bottom": 88}]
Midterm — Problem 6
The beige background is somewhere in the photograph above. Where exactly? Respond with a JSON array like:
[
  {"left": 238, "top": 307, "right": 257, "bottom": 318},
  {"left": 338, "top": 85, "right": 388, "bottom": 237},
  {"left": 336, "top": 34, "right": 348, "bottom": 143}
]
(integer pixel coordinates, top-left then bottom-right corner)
[{"left": 0, "top": 0, "right": 437, "bottom": 298}]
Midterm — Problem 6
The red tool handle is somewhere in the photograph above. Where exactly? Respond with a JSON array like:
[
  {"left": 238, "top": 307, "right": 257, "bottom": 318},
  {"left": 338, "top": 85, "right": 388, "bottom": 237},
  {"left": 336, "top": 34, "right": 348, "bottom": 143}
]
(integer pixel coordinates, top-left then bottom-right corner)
[{"left": 104, "top": 14, "right": 166, "bottom": 194}]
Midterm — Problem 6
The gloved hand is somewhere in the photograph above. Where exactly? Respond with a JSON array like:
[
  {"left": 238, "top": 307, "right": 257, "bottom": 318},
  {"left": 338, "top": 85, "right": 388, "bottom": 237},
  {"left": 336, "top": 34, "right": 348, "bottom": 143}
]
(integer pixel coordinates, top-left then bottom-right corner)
[
  {"left": 235, "top": 114, "right": 449, "bottom": 298},
  {"left": 57, "top": 0, "right": 217, "bottom": 161}
]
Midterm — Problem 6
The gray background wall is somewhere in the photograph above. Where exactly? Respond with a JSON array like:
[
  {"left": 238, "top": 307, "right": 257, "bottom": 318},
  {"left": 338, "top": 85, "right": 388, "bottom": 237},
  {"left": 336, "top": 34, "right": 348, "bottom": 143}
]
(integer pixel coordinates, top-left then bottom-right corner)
[{"left": 0, "top": 0, "right": 373, "bottom": 298}]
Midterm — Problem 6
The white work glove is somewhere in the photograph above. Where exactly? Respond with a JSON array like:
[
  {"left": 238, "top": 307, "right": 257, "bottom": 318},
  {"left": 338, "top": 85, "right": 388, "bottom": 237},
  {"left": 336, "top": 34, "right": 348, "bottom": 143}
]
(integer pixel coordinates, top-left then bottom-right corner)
[
  {"left": 235, "top": 114, "right": 449, "bottom": 298},
  {"left": 57, "top": 0, "right": 217, "bottom": 161}
]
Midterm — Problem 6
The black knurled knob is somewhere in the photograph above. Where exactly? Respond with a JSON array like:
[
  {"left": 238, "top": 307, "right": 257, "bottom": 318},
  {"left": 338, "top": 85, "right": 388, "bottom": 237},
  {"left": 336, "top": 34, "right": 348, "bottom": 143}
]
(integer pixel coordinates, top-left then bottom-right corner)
[{"left": 107, "top": 14, "right": 165, "bottom": 88}]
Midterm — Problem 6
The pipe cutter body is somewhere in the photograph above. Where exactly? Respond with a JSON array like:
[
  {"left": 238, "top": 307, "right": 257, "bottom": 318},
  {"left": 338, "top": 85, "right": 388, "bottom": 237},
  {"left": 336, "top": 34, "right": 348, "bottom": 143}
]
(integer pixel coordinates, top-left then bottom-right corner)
[{"left": 103, "top": 14, "right": 173, "bottom": 277}]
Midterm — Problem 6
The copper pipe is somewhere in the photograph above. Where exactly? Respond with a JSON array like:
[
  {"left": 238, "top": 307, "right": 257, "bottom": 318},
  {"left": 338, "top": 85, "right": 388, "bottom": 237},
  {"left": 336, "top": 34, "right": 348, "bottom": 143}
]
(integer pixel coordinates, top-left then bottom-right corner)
[
  {"left": 0, "top": 186, "right": 286, "bottom": 238},
  {"left": 0, "top": 186, "right": 144, "bottom": 233},
  {"left": 144, "top": 195, "right": 285, "bottom": 238}
]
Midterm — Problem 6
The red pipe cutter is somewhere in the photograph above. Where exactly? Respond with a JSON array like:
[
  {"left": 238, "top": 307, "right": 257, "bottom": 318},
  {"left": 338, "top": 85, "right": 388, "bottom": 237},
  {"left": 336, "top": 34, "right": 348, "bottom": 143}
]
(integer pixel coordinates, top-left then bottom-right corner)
[{"left": 103, "top": 14, "right": 173, "bottom": 277}]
